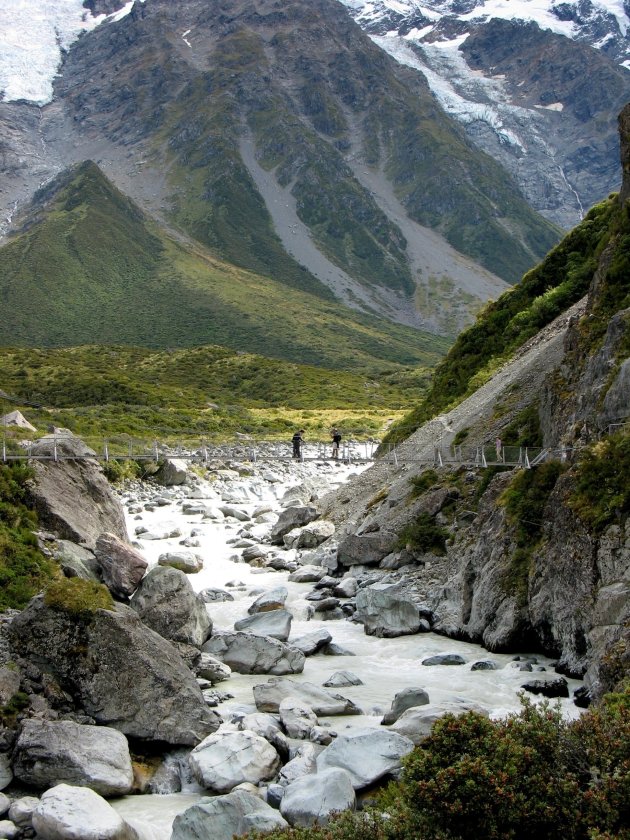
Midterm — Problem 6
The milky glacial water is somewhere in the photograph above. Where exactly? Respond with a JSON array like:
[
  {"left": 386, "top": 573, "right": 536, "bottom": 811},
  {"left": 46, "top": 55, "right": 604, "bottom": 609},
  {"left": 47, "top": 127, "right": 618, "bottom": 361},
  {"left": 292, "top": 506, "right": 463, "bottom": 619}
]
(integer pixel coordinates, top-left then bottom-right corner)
[{"left": 111, "top": 460, "right": 583, "bottom": 838}]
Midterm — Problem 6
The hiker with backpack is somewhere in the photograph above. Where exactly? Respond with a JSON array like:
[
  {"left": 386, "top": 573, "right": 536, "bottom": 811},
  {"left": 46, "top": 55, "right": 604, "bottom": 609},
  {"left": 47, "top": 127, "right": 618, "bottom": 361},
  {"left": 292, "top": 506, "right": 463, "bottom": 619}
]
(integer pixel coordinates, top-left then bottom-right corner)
[
  {"left": 330, "top": 427, "right": 342, "bottom": 459},
  {"left": 292, "top": 429, "right": 305, "bottom": 460}
]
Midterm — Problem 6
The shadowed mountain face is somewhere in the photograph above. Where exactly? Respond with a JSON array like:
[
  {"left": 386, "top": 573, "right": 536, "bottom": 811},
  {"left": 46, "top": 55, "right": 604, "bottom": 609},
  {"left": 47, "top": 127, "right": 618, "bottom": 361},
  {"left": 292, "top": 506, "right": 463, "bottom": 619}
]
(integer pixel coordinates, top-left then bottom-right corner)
[{"left": 0, "top": 0, "right": 562, "bottom": 342}]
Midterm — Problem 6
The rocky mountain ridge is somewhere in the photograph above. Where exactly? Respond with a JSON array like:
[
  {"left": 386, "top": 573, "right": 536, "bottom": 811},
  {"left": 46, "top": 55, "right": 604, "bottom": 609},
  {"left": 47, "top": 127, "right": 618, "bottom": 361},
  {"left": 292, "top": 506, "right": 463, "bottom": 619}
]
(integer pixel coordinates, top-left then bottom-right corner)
[
  {"left": 0, "top": 0, "right": 563, "bottom": 341},
  {"left": 340, "top": 0, "right": 630, "bottom": 228}
]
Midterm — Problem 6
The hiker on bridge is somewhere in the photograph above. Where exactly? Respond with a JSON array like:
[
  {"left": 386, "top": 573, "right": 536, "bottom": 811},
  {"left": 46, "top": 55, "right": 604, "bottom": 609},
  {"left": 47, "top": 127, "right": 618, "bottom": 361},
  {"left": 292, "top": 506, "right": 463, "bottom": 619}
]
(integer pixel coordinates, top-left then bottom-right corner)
[
  {"left": 330, "top": 427, "right": 342, "bottom": 459},
  {"left": 292, "top": 429, "right": 305, "bottom": 460}
]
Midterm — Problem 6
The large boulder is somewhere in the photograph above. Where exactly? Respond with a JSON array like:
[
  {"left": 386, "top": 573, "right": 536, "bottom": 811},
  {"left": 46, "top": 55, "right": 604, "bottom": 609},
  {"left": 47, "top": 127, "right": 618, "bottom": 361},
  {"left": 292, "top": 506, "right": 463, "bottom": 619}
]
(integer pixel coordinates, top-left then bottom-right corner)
[
  {"left": 279, "top": 697, "right": 318, "bottom": 739},
  {"left": 53, "top": 541, "right": 100, "bottom": 582},
  {"left": 253, "top": 678, "right": 361, "bottom": 716},
  {"left": 337, "top": 532, "right": 397, "bottom": 567},
  {"left": 32, "top": 784, "right": 139, "bottom": 840},
  {"left": 390, "top": 702, "right": 490, "bottom": 745},
  {"left": 13, "top": 720, "right": 133, "bottom": 796},
  {"left": 234, "top": 610, "right": 292, "bottom": 642},
  {"left": 155, "top": 458, "right": 189, "bottom": 486},
  {"left": 354, "top": 584, "right": 421, "bottom": 637},
  {"left": 95, "top": 533, "right": 147, "bottom": 599},
  {"left": 316, "top": 729, "right": 413, "bottom": 789},
  {"left": 280, "top": 768, "right": 356, "bottom": 827},
  {"left": 189, "top": 730, "right": 280, "bottom": 793},
  {"left": 202, "top": 632, "right": 304, "bottom": 675},
  {"left": 27, "top": 435, "right": 128, "bottom": 550},
  {"left": 130, "top": 566, "right": 211, "bottom": 647},
  {"left": 290, "top": 521, "right": 336, "bottom": 550},
  {"left": 171, "top": 790, "right": 288, "bottom": 840},
  {"left": 9, "top": 598, "right": 220, "bottom": 745},
  {"left": 270, "top": 507, "right": 319, "bottom": 544}
]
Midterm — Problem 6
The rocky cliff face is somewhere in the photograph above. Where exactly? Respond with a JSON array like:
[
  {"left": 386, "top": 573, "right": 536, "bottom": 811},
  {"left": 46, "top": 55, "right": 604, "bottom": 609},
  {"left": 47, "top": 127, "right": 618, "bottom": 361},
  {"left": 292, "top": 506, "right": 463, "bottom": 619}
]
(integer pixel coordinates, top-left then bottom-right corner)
[{"left": 319, "top": 107, "right": 630, "bottom": 699}]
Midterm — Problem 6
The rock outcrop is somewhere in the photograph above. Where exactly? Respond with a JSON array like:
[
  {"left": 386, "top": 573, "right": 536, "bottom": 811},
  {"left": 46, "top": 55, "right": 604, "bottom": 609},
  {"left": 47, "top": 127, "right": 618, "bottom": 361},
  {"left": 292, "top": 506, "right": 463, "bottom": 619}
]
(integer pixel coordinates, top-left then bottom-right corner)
[
  {"left": 9, "top": 598, "right": 220, "bottom": 745},
  {"left": 27, "top": 435, "right": 128, "bottom": 549}
]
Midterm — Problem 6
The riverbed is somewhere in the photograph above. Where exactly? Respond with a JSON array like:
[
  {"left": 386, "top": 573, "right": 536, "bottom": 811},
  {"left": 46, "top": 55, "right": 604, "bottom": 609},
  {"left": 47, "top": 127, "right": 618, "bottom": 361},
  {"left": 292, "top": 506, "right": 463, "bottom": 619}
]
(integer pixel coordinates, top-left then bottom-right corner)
[{"left": 111, "top": 454, "right": 583, "bottom": 838}]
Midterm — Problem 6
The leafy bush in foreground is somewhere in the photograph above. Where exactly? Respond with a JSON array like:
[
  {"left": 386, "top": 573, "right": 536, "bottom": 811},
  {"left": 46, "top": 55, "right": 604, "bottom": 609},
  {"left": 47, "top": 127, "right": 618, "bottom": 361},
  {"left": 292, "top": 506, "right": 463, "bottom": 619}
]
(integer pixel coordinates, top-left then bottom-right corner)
[{"left": 259, "top": 693, "right": 630, "bottom": 840}]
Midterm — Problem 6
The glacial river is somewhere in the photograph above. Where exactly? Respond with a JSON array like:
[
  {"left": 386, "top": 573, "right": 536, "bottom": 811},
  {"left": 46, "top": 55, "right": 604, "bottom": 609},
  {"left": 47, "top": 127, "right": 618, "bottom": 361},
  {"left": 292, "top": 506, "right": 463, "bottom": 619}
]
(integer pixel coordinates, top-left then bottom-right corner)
[{"left": 111, "top": 459, "right": 583, "bottom": 838}]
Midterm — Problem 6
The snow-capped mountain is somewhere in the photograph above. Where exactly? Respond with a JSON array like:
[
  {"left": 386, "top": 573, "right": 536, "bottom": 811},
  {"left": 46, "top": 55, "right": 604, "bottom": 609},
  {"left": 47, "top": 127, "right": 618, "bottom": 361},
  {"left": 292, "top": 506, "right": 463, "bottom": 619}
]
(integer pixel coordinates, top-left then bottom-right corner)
[{"left": 339, "top": 0, "right": 630, "bottom": 227}]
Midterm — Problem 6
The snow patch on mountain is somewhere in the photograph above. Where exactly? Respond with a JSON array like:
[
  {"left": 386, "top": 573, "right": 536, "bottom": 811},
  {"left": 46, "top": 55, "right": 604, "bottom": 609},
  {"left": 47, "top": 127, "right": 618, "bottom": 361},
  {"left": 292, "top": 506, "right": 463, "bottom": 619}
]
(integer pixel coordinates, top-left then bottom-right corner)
[
  {"left": 373, "top": 34, "right": 528, "bottom": 149},
  {"left": 0, "top": 0, "right": 138, "bottom": 106}
]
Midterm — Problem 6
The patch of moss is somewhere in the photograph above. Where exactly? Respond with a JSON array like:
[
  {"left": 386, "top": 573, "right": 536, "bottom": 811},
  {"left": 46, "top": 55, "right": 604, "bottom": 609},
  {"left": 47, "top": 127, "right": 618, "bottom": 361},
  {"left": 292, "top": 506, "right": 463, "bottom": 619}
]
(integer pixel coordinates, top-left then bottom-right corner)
[{"left": 44, "top": 578, "right": 114, "bottom": 615}]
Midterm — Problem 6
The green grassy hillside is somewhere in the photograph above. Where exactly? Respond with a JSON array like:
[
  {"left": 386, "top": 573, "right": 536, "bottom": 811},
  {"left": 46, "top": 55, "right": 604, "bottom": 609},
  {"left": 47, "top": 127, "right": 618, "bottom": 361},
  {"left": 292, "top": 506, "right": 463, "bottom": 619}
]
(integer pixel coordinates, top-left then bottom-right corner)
[
  {"left": 383, "top": 194, "right": 622, "bottom": 444},
  {"left": 0, "top": 162, "right": 448, "bottom": 372},
  {"left": 0, "top": 344, "right": 430, "bottom": 442}
]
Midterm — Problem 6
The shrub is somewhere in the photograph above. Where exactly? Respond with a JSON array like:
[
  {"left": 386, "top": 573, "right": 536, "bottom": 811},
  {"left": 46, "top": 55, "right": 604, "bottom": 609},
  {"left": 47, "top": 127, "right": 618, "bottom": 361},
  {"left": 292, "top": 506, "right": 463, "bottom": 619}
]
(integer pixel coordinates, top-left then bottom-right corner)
[
  {"left": 44, "top": 578, "right": 114, "bottom": 615},
  {"left": 569, "top": 432, "right": 630, "bottom": 534},
  {"left": 408, "top": 469, "right": 439, "bottom": 498},
  {"left": 397, "top": 512, "right": 448, "bottom": 554},
  {"left": 0, "top": 464, "right": 57, "bottom": 611}
]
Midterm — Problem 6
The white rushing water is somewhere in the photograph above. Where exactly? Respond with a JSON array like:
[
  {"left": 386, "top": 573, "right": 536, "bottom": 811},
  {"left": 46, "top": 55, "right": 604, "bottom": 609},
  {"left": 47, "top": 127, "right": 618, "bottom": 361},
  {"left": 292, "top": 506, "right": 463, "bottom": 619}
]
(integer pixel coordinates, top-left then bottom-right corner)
[{"left": 111, "top": 454, "right": 584, "bottom": 838}]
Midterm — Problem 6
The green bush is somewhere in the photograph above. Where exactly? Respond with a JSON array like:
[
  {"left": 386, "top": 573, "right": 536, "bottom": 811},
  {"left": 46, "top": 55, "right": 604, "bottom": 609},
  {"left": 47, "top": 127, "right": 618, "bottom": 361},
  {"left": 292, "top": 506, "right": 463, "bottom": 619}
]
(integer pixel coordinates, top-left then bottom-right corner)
[
  {"left": 0, "top": 464, "right": 57, "bottom": 610},
  {"left": 397, "top": 512, "right": 449, "bottom": 554},
  {"left": 44, "top": 578, "right": 114, "bottom": 615},
  {"left": 259, "top": 692, "right": 630, "bottom": 840},
  {"left": 569, "top": 432, "right": 630, "bottom": 534},
  {"left": 408, "top": 469, "right": 439, "bottom": 499}
]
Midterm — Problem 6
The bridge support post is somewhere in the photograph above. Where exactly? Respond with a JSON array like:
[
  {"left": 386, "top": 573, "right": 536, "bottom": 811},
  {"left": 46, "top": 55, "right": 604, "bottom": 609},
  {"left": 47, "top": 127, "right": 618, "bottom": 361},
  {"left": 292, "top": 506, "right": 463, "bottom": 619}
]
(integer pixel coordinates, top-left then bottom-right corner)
[
  {"left": 1, "top": 438, "right": 5, "bottom": 463},
  {"left": 153, "top": 440, "right": 159, "bottom": 461},
  {"left": 104, "top": 441, "right": 109, "bottom": 462},
  {"left": 53, "top": 438, "right": 58, "bottom": 463},
  {"left": 525, "top": 448, "right": 531, "bottom": 469}
]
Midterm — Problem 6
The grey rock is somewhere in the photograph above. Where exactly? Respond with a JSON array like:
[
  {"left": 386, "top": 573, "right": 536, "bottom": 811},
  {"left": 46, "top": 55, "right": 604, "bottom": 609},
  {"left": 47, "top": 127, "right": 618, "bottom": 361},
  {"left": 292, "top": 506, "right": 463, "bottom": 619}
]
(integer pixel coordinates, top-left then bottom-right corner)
[
  {"left": 292, "top": 521, "right": 336, "bottom": 549},
  {"left": 155, "top": 458, "right": 188, "bottom": 486},
  {"left": 270, "top": 507, "right": 319, "bottom": 544},
  {"left": 32, "top": 784, "right": 138, "bottom": 839},
  {"left": 280, "top": 768, "right": 356, "bottom": 827},
  {"left": 9, "top": 598, "right": 220, "bottom": 745},
  {"left": 239, "top": 713, "right": 289, "bottom": 761},
  {"left": 279, "top": 697, "right": 318, "bottom": 739},
  {"left": 8, "top": 796, "right": 40, "bottom": 827},
  {"left": 13, "top": 720, "right": 133, "bottom": 796},
  {"left": 0, "top": 792, "right": 8, "bottom": 816},
  {"left": 337, "top": 532, "right": 397, "bottom": 567},
  {"left": 391, "top": 702, "right": 490, "bottom": 745},
  {"left": 291, "top": 629, "right": 333, "bottom": 656},
  {"left": 521, "top": 677, "right": 569, "bottom": 698},
  {"left": 321, "top": 642, "right": 355, "bottom": 656},
  {"left": 0, "top": 666, "right": 20, "bottom": 705},
  {"left": 199, "top": 587, "right": 234, "bottom": 603},
  {"left": 381, "top": 687, "right": 430, "bottom": 724},
  {"left": 196, "top": 653, "right": 231, "bottom": 684},
  {"left": 171, "top": 790, "right": 287, "bottom": 840},
  {"left": 202, "top": 631, "right": 305, "bottom": 675},
  {"left": 0, "top": 819, "right": 16, "bottom": 839},
  {"left": 0, "top": 754, "right": 12, "bottom": 791},
  {"left": 189, "top": 730, "right": 280, "bottom": 793},
  {"left": 333, "top": 578, "right": 358, "bottom": 598},
  {"left": 355, "top": 584, "right": 420, "bottom": 637},
  {"left": 323, "top": 671, "right": 363, "bottom": 688},
  {"left": 53, "top": 541, "right": 100, "bottom": 582},
  {"left": 157, "top": 550, "right": 203, "bottom": 574},
  {"left": 95, "top": 533, "right": 148, "bottom": 598},
  {"left": 234, "top": 610, "right": 293, "bottom": 642},
  {"left": 219, "top": 506, "right": 251, "bottom": 522},
  {"left": 316, "top": 729, "right": 413, "bottom": 789},
  {"left": 131, "top": 566, "right": 211, "bottom": 647},
  {"left": 253, "top": 678, "right": 361, "bottom": 716},
  {"left": 248, "top": 587, "right": 289, "bottom": 614},
  {"left": 288, "top": 566, "right": 328, "bottom": 583},
  {"left": 422, "top": 654, "right": 467, "bottom": 666},
  {"left": 471, "top": 660, "right": 499, "bottom": 671},
  {"left": 28, "top": 435, "right": 128, "bottom": 549},
  {"left": 278, "top": 744, "right": 317, "bottom": 786}
]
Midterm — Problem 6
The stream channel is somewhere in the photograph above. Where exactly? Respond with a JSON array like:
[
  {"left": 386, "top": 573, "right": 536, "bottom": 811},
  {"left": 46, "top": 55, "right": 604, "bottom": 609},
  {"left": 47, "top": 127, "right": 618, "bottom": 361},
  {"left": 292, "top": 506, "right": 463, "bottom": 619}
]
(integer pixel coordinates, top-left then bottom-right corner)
[{"left": 109, "top": 452, "right": 583, "bottom": 839}]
